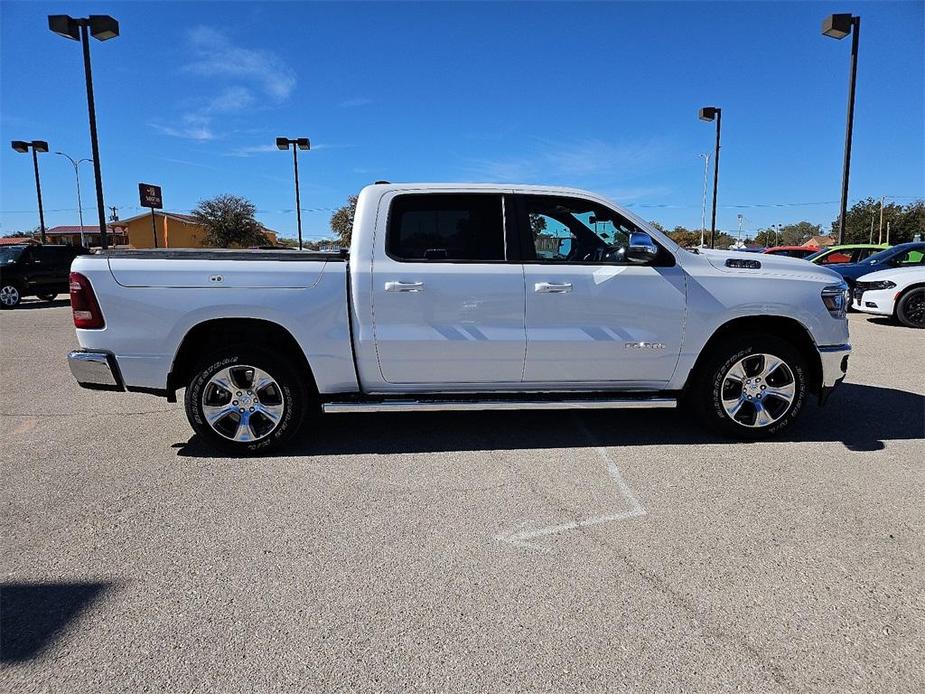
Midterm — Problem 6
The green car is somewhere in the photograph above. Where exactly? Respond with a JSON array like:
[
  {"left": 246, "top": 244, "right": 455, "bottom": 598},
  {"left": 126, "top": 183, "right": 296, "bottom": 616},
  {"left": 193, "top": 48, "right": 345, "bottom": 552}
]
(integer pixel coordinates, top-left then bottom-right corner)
[{"left": 806, "top": 243, "right": 890, "bottom": 266}]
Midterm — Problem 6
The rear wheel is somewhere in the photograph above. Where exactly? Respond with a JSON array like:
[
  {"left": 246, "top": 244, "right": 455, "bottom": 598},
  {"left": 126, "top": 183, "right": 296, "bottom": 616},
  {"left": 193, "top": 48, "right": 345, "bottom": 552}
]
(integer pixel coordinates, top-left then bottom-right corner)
[
  {"left": 895, "top": 287, "right": 925, "bottom": 329},
  {"left": 0, "top": 283, "right": 22, "bottom": 309},
  {"left": 37, "top": 293, "right": 57, "bottom": 302},
  {"left": 184, "top": 346, "right": 307, "bottom": 455},
  {"left": 690, "top": 335, "right": 808, "bottom": 439}
]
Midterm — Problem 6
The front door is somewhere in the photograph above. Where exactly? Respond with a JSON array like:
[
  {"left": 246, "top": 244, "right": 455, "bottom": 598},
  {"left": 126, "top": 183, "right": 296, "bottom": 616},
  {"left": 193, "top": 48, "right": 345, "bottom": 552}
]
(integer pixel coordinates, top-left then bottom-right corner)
[
  {"left": 371, "top": 192, "right": 526, "bottom": 385},
  {"left": 516, "top": 194, "right": 686, "bottom": 387}
]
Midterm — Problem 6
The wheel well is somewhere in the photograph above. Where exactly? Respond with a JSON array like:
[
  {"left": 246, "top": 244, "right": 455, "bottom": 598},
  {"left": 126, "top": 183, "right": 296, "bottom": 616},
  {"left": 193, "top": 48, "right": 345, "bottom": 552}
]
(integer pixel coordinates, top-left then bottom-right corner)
[
  {"left": 686, "top": 316, "right": 822, "bottom": 393},
  {"left": 167, "top": 318, "right": 316, "bottom": 401}
]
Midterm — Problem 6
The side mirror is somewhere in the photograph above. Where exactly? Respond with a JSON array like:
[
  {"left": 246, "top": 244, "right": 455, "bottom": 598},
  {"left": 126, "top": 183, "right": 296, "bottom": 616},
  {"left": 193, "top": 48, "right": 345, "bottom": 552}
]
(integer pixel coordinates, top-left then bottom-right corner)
[{"left": 626, "top": 232, "right": 659, "bottom": 264}]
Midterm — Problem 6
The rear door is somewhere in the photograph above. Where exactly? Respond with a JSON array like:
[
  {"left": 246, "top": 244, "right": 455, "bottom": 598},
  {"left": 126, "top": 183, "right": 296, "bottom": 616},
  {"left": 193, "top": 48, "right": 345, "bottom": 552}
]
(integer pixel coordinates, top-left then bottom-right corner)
[
  {"left": 515, "top": 194, "right": 686, "bottom": 386},
  {"left": 371, "top": 192, "right": 526, "bottom": 385}
]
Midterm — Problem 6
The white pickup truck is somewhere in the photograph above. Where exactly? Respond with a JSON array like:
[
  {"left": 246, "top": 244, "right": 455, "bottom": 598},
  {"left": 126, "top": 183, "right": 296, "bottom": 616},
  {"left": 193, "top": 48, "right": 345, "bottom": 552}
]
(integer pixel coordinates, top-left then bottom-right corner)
[{"left": 68, "top": 183, "right": 851, "bottom": 454}]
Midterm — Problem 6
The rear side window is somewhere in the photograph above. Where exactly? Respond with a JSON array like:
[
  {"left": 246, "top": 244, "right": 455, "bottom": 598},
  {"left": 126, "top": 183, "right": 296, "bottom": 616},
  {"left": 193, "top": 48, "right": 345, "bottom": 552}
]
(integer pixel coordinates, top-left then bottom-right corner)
[{"left": 386, "top": 194, "right": 505, "bottom": 262}]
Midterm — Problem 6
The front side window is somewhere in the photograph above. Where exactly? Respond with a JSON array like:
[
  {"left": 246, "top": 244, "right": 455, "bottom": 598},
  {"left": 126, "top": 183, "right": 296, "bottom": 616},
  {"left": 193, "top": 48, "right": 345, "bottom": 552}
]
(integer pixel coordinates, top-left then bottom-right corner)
[
  {"left": 520, "top": 195, "right": 639, "bottom": 263},
  {"left": 386, "top": 194, "right": 505, "bottom": 262}
]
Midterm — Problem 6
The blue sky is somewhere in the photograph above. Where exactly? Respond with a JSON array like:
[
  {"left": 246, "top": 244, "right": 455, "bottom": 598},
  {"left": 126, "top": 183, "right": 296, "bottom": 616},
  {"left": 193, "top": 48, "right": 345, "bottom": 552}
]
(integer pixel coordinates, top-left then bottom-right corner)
[{"left": 1, "top": 1, "right": 922, "bottom": 241}]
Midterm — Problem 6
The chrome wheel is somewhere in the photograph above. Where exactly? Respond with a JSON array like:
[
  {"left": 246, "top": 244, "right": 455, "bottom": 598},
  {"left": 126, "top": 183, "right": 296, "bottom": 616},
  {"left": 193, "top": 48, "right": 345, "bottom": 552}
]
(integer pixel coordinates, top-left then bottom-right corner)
[
  {"left": 0, "top": 285, "right": 20, "bottom": 307},
  {"left": 721, "top": 353, "right": 796, "bottom": 428},
  {"left": 201, "top": 364, "right": 285, "bottom": 442}
]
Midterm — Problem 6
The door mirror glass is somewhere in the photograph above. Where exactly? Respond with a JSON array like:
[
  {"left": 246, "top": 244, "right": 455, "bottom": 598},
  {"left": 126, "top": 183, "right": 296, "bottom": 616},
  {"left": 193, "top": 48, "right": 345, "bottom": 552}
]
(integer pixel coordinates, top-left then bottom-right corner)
[{"left": 625, "top": 232, "right": 659, "bottom": 263}]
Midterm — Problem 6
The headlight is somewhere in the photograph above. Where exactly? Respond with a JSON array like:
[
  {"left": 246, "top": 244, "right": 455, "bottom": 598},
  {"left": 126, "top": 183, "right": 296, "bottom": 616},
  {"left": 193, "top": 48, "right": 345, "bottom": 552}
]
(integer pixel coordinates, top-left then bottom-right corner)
[
  {"left": 864, "top": 280, "right": 896, "bottom": 290},
  {"left": 821, "top": 283, "right": 849, "bottom": 319}
]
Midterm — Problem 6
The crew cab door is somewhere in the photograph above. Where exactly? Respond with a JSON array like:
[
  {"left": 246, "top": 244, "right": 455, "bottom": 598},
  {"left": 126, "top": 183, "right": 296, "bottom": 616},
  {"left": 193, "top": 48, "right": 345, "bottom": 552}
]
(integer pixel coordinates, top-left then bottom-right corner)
[
  {"left": 515, "top": 194, "right": 686, "bottom": 386},
  {"left": 371, "top": 192, "right": 526, "bottom": 385}
]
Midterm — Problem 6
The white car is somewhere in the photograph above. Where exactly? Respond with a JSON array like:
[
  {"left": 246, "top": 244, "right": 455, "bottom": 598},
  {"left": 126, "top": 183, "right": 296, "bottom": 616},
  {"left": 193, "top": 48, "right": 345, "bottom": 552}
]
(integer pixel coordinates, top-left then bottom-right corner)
[
  {"left": 852, "top": 266, "right": 925, "bottom": 328},
  {"left": 66, "top": 183, "right": 851, "bottom": 454}
]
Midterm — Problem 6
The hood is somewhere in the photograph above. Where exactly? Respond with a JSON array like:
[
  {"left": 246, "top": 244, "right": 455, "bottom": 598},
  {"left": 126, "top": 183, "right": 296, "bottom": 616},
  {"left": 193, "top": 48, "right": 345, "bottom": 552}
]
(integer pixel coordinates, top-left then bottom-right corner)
[
  {"left": 855, "top": 265, "right": 925, "bottom": 283},
  {"left": 701, "top": 249, "right": 844, "bottom": 284}
]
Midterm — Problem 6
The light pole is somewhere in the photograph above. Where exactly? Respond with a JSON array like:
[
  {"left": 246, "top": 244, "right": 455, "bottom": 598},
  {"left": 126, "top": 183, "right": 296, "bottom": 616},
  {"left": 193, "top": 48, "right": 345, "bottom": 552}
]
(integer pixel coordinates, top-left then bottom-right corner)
[
  {"left": 49, "top": 14, "right": 119, "bottom": 250},
  {"left": 56, "top": 152, "right": 93, "bottom": 247},
  {"left": 736, "top": 213, "right": 745, "bottom": 243},
  {"left": 11, "top": 140, "right": 49, "bottom": 244},
  {"left": 877, "top": 195, "right": 893, "bottom": 244},
  {"left": 822, "top": 13, "right": 861, "bottom": 245},
  {"left": 699, "top": 152, "right": 711, "bottom": 248},
  {"left": 699, "top": 106, "right": 722, "bottom": 249},
  {"left": 276, "top": 137, "right": 311, "bottom": 250}
]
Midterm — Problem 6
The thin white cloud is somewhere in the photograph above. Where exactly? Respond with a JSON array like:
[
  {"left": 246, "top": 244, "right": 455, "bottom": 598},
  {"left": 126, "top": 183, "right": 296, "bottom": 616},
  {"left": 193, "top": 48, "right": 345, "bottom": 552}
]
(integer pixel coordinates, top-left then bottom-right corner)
[
  {"left": 185, "top": 26, "right": 296, "bottom": 100},
  {"left": 203, "top": 86, "right": 256, "bottom": 114},
  {"left": 149, "top": 115, "right": 215, "bottom": 141},
  {"left": 226, "top": 144, "right": 281, "bottom": 157},
  {"left": 339, "top": 97, "right": 372, "bottom": 108}
]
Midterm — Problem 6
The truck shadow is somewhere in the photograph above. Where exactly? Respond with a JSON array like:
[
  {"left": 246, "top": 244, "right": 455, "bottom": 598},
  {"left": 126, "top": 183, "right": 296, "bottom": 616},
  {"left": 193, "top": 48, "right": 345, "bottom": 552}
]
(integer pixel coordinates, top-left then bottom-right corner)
[
  {"left": 9, "top": 299, "right": 70, "bottom": 310},
  {"left": 0, "top": 581, "right": 113, "bottom": 663},
  {"left": 175, "top": 382, "right": 923, "bottom": 458}
]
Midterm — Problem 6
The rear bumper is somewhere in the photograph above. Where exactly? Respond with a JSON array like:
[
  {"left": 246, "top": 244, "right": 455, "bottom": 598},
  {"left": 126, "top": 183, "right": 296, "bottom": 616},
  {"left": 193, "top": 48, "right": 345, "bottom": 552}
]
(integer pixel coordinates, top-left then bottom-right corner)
[
  {"left": 67, "top": 350, "right": 125, "bottom": 392},
  {"left": 817, "top": 343, "right": 850, "bottom": 405}
]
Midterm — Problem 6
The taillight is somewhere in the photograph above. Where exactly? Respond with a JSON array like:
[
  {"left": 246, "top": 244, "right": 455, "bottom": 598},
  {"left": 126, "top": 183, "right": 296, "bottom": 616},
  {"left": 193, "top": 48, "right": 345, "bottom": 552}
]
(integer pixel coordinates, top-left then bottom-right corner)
[{"left": 69, "top": 272, "right": 105, "bottom": 329}]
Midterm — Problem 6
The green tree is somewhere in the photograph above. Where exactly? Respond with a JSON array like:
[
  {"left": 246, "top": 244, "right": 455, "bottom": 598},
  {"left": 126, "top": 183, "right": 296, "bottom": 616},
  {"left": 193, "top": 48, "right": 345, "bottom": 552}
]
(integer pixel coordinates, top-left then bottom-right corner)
[
  {"left": 191, "top": 194, "right": 268, "bottom": 248},
  {"left": 753, "top": 228, "right": 778, "bottom": 247},
  {"left": 648, "top": 220, "right": 667, "bottom": 233},
  {"left": 330, "top": 194, "right": 359, "bottom": 247},
  {"left": 668, "top": 226, "right": 701, "bottom": 248},
  {"left": 831, "top": 197, "right": 924, "bottom": 244}
]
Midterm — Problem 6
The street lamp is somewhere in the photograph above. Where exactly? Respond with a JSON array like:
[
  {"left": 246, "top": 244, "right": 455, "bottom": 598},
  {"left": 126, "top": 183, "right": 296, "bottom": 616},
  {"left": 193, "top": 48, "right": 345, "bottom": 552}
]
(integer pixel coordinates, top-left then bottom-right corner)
[
  {"left": 48, "top": 14, "right": 119, "bottom": 249},
  {"left": 822, "top": 13, "right": 861, "bottom": 245},
  {"left": 56, "top": 153, "right": 93, "bottom": 247},
  {"left": 11, "top": 140, "right": 49, "bottom": 244},
  {"left": 698, "top": 152, "right": 711, "bottom": 248},
  {"left": 276, "top": 137, "right": 311, "bottom": 250},
  {"left": 699, "top": 106, "right": 722, "bottom": 249}
]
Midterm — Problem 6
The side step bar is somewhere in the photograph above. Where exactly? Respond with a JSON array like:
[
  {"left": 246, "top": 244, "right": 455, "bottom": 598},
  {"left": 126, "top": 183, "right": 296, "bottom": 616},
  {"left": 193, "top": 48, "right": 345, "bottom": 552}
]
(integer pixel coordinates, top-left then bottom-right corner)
[{"left": 322, "top": 397, "right": 677, "bottom": 414}]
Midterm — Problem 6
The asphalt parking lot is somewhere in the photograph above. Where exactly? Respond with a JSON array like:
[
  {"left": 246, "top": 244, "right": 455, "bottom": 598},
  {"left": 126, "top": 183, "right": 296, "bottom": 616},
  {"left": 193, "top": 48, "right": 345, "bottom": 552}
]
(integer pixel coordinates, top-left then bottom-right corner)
[{"left": 1, "top": 301, "right": 923, "bottom": 693}]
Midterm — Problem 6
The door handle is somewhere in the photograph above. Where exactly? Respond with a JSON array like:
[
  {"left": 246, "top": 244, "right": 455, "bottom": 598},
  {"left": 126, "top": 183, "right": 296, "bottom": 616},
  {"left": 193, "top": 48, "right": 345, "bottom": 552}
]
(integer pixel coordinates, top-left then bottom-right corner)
[
  {"left": 385, "top": 281, "right": 424, "bottom": 293},
  {"left": 535, "top": 282, "right": 572, "bottom": 293}
]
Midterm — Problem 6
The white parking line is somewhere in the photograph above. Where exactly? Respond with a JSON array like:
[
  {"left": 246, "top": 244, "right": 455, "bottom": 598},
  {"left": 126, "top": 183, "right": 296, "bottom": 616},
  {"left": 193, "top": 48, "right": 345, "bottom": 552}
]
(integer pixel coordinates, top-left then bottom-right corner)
[{"left": 496, "top": 420, "right": 648, "bottom": 551}]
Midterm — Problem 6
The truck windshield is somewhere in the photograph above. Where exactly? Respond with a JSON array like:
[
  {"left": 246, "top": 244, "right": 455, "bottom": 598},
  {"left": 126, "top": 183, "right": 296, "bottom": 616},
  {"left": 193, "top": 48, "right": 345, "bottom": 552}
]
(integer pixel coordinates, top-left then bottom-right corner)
[{"left": 0, "top": 246, "right": 26, "bottom": 263}]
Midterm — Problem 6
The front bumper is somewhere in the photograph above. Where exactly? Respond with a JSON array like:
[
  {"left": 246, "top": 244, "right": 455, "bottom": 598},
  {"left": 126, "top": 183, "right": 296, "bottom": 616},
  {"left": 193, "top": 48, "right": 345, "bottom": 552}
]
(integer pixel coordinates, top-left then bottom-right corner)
[
  {"left": 68, "top": 350, "right": 125, "bottom": 392},
  {"left": 817, "top": 343, "right": 850, "bottom": 405}
]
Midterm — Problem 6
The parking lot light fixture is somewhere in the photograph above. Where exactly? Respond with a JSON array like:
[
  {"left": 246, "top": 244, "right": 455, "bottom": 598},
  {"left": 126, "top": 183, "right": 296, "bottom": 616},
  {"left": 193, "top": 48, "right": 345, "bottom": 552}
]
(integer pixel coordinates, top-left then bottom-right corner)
[
  {"left": 48, "top": 14, "right": 119, "bottom": 249},
  {"left": 276, "top": 137, "right": 312, "bottom": 250},
  {"left": 11, "top": 140, "right": 49, "bottom": 243},
  {"left": 821, "top": 13, "right": 861, "bottom": 245},
  {"left": 56, "top": 152, "right": 94, "bottom": 247},
  {"left": 699, "top": 106, "right": 722, "bottom": 249}
]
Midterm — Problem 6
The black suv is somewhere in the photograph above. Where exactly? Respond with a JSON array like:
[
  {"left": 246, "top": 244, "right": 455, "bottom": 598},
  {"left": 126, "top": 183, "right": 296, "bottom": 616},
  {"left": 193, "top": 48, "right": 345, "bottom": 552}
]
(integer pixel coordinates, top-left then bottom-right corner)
[{"left": 0, "top": 244, "right": 90, "bottom": 309}]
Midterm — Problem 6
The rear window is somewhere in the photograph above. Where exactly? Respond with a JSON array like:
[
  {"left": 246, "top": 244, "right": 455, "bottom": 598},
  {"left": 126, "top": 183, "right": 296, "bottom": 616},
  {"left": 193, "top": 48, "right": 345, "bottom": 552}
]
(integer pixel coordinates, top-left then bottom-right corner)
[{"left": 386, "top": 194, "right": 505, "bottom": 262}]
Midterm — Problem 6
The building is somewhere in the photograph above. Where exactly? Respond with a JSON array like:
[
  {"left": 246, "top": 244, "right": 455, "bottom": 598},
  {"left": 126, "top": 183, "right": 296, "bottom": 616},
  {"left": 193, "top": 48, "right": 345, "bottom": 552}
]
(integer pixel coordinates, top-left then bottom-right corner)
[
  {"left": 803, "top": 235, "right": 836, "bottom": 248},
  {"left": 43, "top": 211, "right": 277, "bottom": 249}
]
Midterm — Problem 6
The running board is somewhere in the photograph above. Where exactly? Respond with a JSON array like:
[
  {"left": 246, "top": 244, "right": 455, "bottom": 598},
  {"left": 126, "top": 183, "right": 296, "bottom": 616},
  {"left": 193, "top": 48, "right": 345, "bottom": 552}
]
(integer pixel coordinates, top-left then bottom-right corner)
[{"left": 322, "top": 397, "right": 677, "bottom": 414}]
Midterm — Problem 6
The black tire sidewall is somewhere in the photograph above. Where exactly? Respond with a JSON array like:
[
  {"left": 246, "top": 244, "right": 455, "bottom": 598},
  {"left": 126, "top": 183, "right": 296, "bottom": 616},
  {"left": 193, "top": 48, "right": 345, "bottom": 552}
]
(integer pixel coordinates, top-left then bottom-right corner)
[
  {"left": 38, "top": 293, "right": 56, "bottom": 301},
  {"left": 698, "top": 335, "right": 808, "bottom": 439},
  {"left": 896, "top": 287, "right": 925, "bottom": 329},
  {"left": 184, "top": 347, "right": 306, "bottom": 455},
  {"left": 1, "top": 283, "right": 22, "bottom": 309}
]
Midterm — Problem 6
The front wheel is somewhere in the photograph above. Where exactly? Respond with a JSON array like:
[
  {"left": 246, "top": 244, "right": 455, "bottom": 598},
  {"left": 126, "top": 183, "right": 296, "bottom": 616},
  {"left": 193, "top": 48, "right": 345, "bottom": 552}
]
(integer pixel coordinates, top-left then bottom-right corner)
[
  {"left": 895, "top": 287, "right": 925, "bottom": 329},
  {"left": 184, "top": 347, "right": 308, "bottom": 455},
  {"left": 0, "top": 283, "right": 22, "bottom": 309},
  {"left": 690, "top": 335, "right": 808, "bottom": 439}
]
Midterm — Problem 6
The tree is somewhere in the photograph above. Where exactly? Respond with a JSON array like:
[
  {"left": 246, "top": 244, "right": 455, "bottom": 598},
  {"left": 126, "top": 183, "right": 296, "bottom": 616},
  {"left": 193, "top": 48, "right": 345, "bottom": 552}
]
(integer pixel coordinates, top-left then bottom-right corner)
[
  {"left": 831, "top": 197, "right": 924, "bottom": 244},
  {"left": 668, "top": 226, "right": 701, "bottom": 248},
  {"left": 191, "top": 195, "right": 268, "bottom": 248},
  {"left": 648, "top": 220, "right": 667, "bottom": 233},
  {"left": 330, "top": 194, "right": 359, "bottom": 247},
  {"left": 753, "top": 221, "right": 822, "bottom": 248}
]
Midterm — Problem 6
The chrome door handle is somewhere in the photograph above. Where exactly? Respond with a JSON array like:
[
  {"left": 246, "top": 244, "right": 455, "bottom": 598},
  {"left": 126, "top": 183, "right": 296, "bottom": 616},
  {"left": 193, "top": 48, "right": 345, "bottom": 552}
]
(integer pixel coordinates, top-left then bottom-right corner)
[
  {"left": 535, "top": 282, "right": 572, "bottom": 293},
  {"left": 385, "top": 281, "right": 424, "bottom": 292}
]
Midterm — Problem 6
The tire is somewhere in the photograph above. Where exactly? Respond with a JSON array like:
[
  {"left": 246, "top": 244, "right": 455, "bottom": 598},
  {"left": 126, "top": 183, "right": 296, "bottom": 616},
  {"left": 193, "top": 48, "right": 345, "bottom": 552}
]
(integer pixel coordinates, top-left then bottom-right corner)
[
  {"left": 895, "top": 286, "right": 925, "bottom": 329},
  {"left": 689, "top": 334, "right": 808, "bottom": 439},
  {"left": 184, "top": 346, "right": 308, "bottom": 455},
  {"left": 0, "top": 283, "right": 22, "bottom": 309},
  {"left": 37, "top": 293, "right": 57, "bottom": 302}
]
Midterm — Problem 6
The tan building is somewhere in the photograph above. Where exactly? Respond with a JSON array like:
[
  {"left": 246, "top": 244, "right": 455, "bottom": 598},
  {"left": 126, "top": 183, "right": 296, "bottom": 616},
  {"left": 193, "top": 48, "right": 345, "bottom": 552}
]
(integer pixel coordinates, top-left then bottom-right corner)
[{"left": 44, "top": 212, "right": 277, "bottom": 249}]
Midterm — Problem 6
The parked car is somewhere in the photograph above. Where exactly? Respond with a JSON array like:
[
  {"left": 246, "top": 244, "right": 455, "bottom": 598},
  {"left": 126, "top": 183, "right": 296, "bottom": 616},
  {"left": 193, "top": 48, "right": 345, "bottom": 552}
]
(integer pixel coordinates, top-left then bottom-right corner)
[
  {"left": 823, "top": 242, "right": 925, "bottom": 288},
  {"left": 806, "top": 243, "right": 889, "bottom": 266},
  {"left": 763, "top": 245, "right": 819, "bottom": 259},
  {"left": 0, "top": 243, "right": 90, "bottom": 309},
  {"left": 852, "top": 266, "right": 925, "bottom": 328},
  {"left": 66, "top": 183, "right": 850, "bottom": 454}
]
